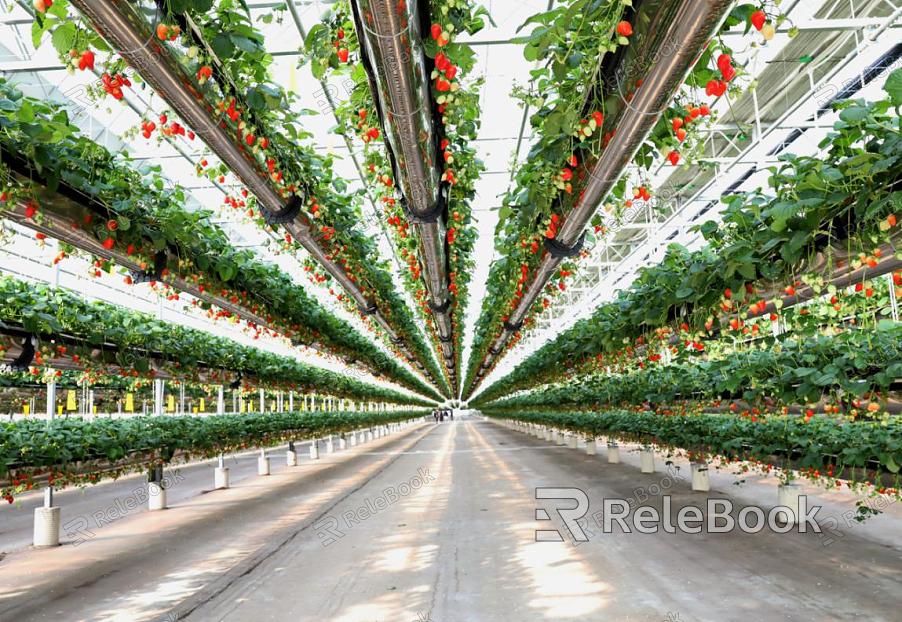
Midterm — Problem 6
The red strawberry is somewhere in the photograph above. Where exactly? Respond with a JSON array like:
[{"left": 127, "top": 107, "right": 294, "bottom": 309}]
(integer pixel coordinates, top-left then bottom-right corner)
[
  {"left": 337, "top": 48, "right": 349, "bottom": 63},
  {"left": 667, "top": 150, "right": 680, "bottom": 166},
  {"left": 102, "top": 237, "right": 115, "bottom": 250},
  {"left": 751, "top": 10, "right": 767, "bottom": 31},
  {"left": 676, "top": 128, "right": 687, "bottom": 142},
  {"left": 24, "top": 203, "right": 37, "bottom": 219},
  {"left": 672, "top": 118, "right": 683, "bottom": 132},
  {"left": 592, "top": 111, "right": 604, "bottom": 126},
  {"left": 431, "top": 23, "right": 442, "bottom": 40},
  {"left": 78, "top": 50, "right": 95, "bottom": 71},
  {"left": 717, "top": 53, "right": 732, "bottom": 73},
  {"left": 616, "top": 21, "right": 633, "bottom": 37}
]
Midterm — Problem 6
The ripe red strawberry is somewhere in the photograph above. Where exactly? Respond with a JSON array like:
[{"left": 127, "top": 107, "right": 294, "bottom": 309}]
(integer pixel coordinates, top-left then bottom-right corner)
[
  {"left": 445, "top": 65, "right": 457, "bottom": 80},
  {"left": 24, "top": 203, "right": 38, "bottom": 219},
  {"left": 156, "top": 23, "right": 169, "bottom": 40},
  {"left": 34, "top": 0, "right": 53, "bottom": 14},
  {"left": 888, "top": 214, "right": 897, "bottom": 227},
  {"left": 616, "top": 21, "right": 633, "bottom": 37},
  {"left": 784, "top": 285, "right": 796, "bottom": 296},
  {"left": 667, "top": 150, "right": 680, "bottom": 165},
  {"left": 435, "top": 77, "right": 451, "bottom": 92},
  {"left": 337, "top": 48, "right": 349, "bottom": 63},
  {"left": 672, "top": 118, "right": 683, "bottom": 132},
  {"left": 78, "top": 50, "right": 95, "bottom": 71},
  {"left": 717, "top": 53, "right": 732, "bottom": 73},
  {"left": 245, "top": 133, "right": 255, "bottom": 146},
  {"left": 431, "top": 23, "right": 442, "bottom": 40},
  {"left": 592, "top": 111, "right": 604, "bottom": 126},
  {"left": 102, "top": 237, "right": 115, "bottom": 250},
  {"left": 751, "top": 10, "right": 767, "bottom": 31},
  {"left": 35, "top": 232, "right": 47, "bottom": 240},
  {"left": 568, "top": 154, "right": 578, "bottom": 167},
  {"left": 106, "top": 219, "right": 118, "bottom": 231},
  {"left": 676, "top": 128, "right": 687, "bottom": 142}
]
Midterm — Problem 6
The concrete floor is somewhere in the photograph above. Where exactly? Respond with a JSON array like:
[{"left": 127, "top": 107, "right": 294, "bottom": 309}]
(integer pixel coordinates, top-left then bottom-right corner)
[{"left": 1, "top": 418, "right": 900, "bottom": 622}]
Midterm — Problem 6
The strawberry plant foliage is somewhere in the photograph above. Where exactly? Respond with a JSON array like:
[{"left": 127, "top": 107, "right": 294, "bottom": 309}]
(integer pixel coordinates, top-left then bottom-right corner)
[
  {"left": 477, "top": 89, "right": 902, "bottom": 400},
  {"left": 0, "top": 410, "right": 424, "bottom": 501},
  {"left": 0, "top": 276, "right": 432, "bottom": 406},
  {"left": 0, "top": 79, "right": 439, "bottom": 399},
  {"left": 483, "top": 410, "right": 902, "bottom": 493}
]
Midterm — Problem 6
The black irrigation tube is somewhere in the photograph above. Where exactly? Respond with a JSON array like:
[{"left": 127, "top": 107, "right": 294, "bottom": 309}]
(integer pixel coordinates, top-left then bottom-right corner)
[
  {"left": 350, "top": 0, "right": 458, "bottom": 389},
  {"left": 467, "top": 0, "right": 735, "bottom": 397},
  {"left": 66, "top": 0, "right": 438, "bottom": 388}
]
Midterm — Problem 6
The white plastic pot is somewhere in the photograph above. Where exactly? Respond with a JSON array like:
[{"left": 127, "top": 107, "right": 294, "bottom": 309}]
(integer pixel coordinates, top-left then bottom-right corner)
[
  {"left": 309, "top": 442, "right": 320, "bottom": 460},
  {"left": 214, "top": 466, "right": 230, "bottom": 489},
  {"left": 325, "top": 438, "right": 335, "bottom": 454},
  {"left": 640, "top": 449, "right": 655, "bottom": 473},
  {"left": 338, "top": 437, "right": 347, "bottom": 450},
  {"left": 286, "top": 450, "right": 298, "bottom": 467},
  {"left": 544, "top": 428, "right": 552, "bottom": 441},
  {"left": 691, "top": 462, "right": 710, "bottom": 492},
  {"left": 556, "top": 431, "right": 566, "bottom": 446},
  {"left": 585, "top": 439, "right": 596, "bottom": 455},
  {"left": 257, "top": 456, "right": 270, "bottom": 476},
  {"left": 777, "top": 484, "right": 801, "bottom": 524},
  {"left": 607, "top": 443, "right": 621, "bottom": 464},
  {"left": 568, "top": 434, "right": 578, "bottom": 449},
  {"left": 33, "top": 506, "right": 61, "bottom": 547},
  {"left": 148, "top": 482, "right": 167, "bottom": 510}
]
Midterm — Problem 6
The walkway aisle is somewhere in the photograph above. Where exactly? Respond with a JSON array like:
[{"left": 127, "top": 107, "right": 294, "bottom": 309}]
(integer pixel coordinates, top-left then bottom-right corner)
[
  {"left": 186, "top": 419, "right": 902, "bottom": 622},
  {"left": 2, "top": 419, "right": 900, "bottom": 622}
]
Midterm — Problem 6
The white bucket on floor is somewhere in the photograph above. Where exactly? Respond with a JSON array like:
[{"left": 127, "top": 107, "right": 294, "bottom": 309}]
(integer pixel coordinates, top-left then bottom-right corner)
[
  {"left": 777, "top": 484, "right": 801, "bottom": 524},
  {"left": 257, "top": 456, "right": 270, "bottom": 476},
  {"left": 640, "top": 449, "right": 655, "bottom": 473},
  {"left": 310, "top": 442, "right": 320, "bottom": 460},
  {"left": 148, "top": 482, "right": 167, "bottom": 510},
  {"left": 585, "top": 439, "right": 596, "bottom": 455},
  {"left": 214, "top": 467, "right": 231, "bottom": 489},
  {"left": 33, "top": 506, "right": 60, "bottom": 547},
  {"left": 607, "top": 443, "right": 620, "bottom": 464},
  {"left": 691, "top": 462, "right": 709, "bottom": 492},
  {"left": 286, "top": 450, "right": 298, "bottom": 467}
]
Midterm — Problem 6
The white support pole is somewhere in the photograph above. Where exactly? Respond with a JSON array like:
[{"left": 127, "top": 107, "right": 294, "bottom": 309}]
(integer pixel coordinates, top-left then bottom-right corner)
[
  {"left": 258, "top": 447, "right": 270, "bottom": 475},
  {"left": 179, "top": 384, "right": 186, "bottom": 415},
  {"left": 289, "top": 391, "right": 294, "bottom": 412},
  {"left": 153, "top": 379, "right": 165, "bottom": 417},
  {"left": 259, "top": 388, "right": 265, "bottom": 414},
  {"left": 214, "top": 453, "right": 230, "bottom": 489},
  {"left": 887, "top": 272, "right": 899, "bottom": 322},
  {"left": 217, "top": 386, "right": 224, "bottom": 415},
  {"left": 38, "top": 380, "right": 58, "bottom": 542}
]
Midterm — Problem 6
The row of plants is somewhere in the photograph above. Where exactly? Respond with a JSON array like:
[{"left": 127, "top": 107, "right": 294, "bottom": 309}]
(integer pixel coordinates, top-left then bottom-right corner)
[
  {"left": 0, "top": 78, "right": 441, "bottom": 400},
  {"left": 0, "top": 276, "right": 433, "bottom": 407},
  {"left": 484, "top": 409, "right": 902, "bottom": 495},
  {"left": 477, "top": 271, "right": 902, "bottom": 403},
  {"left": 31, "top": 0, "right": 447, "bottom": 392},
  {"left": 477, "top": 323, "right": 902, "bottom": 416},
  {"left": 474, "top": 88, "right": 902, "bottom": 400},
  {"left": 463, "top": 1, "right": 799, "bottom": 394},
  {"left": 0, "top": 409, "right": 424, "bottom": 502},
  {"left": 302, "top": 0, "right": 489, "bottom": 383}
]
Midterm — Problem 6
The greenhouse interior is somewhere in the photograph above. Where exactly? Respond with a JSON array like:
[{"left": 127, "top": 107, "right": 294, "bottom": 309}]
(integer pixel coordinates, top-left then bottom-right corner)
[{"left": 0, "top": 0, "right": 900, "bottom": 620}]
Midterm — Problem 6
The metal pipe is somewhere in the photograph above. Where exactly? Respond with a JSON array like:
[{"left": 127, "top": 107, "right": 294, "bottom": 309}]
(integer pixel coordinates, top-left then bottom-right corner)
[
  {"left": 469, "top": 0, "right": 734, "bottom": 395},
  {"left": 67, "top": 0, "right": 437, "bottom": 388},
  {"left": 351, "top": 0, "right": 456, "bottom": 383}
]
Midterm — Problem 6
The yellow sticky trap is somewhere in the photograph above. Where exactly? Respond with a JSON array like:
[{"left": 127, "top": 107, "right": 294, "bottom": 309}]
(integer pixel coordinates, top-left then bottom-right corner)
[
  {"left": 66, "top": 390, "right": 76, "bottom": 411},
  {"left": 23, "top": 404, "right": 29, "bottom": 415},
  {"left": 125, "top": 393, "right": 134, "bottom": 412},
  {"left": 200, "top": 398, "right": 206, "bottom": 412},
  {"left": 167, "top": 395, "right": 175, "bottom": 412}
]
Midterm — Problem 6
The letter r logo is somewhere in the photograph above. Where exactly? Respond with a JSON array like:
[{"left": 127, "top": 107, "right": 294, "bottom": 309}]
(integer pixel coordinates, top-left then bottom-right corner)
[{"left": 535, "top": 487, "right": 590, "bottom": 542}]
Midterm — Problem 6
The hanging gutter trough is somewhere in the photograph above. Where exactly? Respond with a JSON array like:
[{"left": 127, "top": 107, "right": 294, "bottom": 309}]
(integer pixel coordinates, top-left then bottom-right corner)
[
  {"left": 350, "top": 0, "right": 457, "bottom": 389},
  {"left": 468, "top": 0, "right": 735, "bottom": 396},
  {"left": 66, "top": 0, "right": 437, "bottom": 387}
]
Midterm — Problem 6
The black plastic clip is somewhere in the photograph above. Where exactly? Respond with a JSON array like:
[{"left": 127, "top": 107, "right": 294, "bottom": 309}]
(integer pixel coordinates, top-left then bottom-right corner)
[
  {"left": 544, "top": 231, "right": 586, "bottom": 259},
  {"left": 261, "top": 194, "right": 303, "bottom": 226}
]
